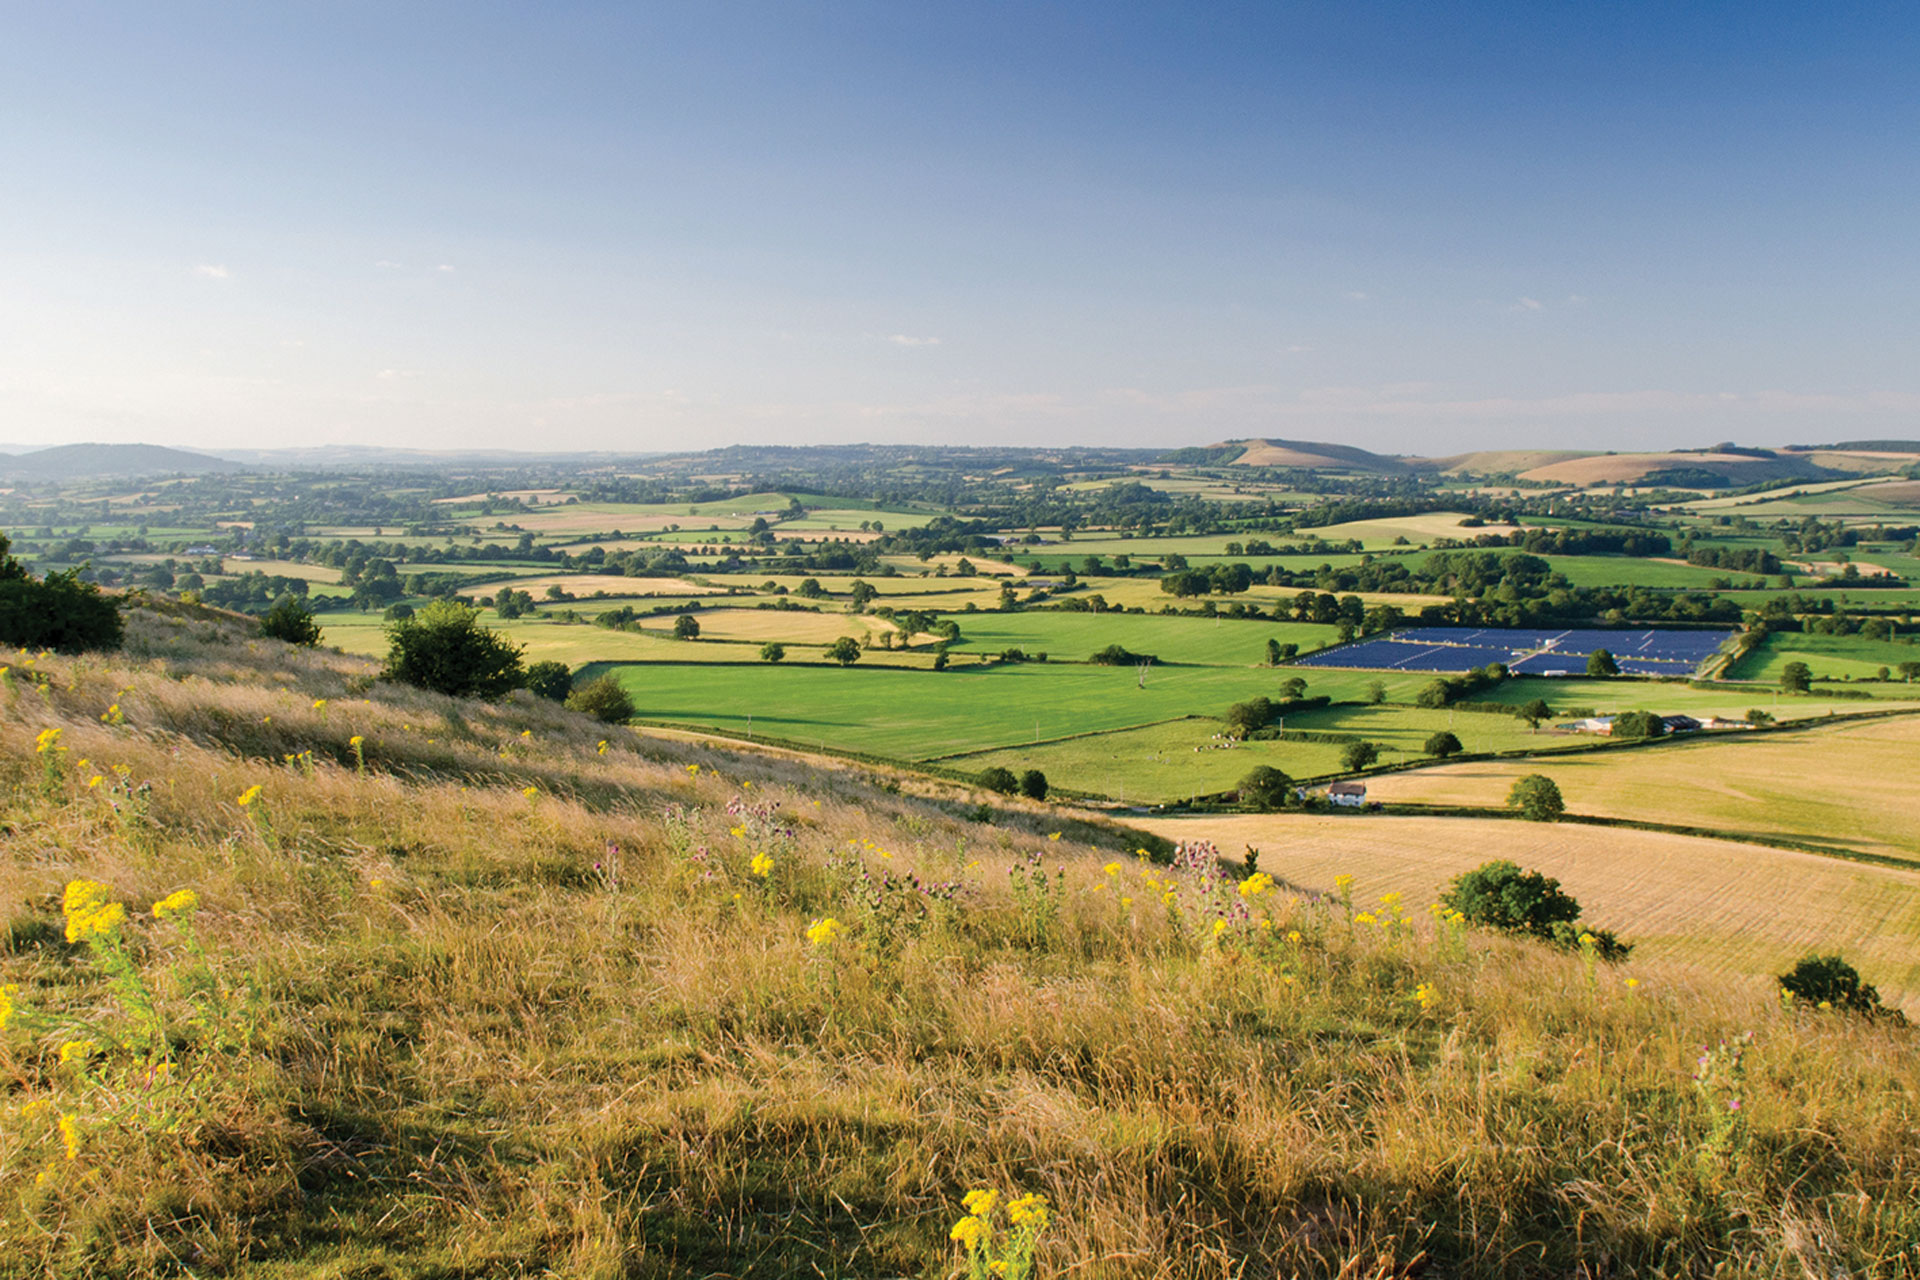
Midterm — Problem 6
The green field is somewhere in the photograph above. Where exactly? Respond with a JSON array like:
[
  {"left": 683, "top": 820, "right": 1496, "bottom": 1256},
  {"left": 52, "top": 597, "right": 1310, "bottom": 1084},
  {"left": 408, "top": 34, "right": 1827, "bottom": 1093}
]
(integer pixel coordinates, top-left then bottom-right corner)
[
  {"left": 944, "top": 612, "right": 1337, "bottom": 666},
  {"left": 954, "top": 703, "right": 1554, "bottom": 801},
  {"left": 1728, "top": 631, "right": 1920, "bottom": 684}
]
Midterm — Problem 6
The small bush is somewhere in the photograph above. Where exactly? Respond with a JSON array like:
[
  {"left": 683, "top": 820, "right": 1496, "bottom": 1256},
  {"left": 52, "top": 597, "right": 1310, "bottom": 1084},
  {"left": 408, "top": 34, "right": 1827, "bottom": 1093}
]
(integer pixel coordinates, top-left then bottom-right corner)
[
  {"left": 1778, "top": 954, "right": 1886, "bottom": 1015},
  {"left": 565, "top": 674, "right": 635, "bottom": 724},
  {"left": 259, "top": 596, "right": 322, "bottom": 647},
  {"left": 1340, "top": 741, "right": 1380, "bottom": 772},
  {"left": 1444, "top": 860, "right": 1631, "bottom": 960},
  {"left": 383, "top": 601, "right": 525, "bottom": 700},
  {"left": 523, "top": 660, "right": 574, "bottom": 702},
  {"left": 1424, "top": 730, "right": 1463, "bottom": 759},
  {"left": 673, "top": 614, "right": 701, "bottom": 640},
  {"left": 1019, "top": 769, "right": 1049, "bottom": 801},
  {"left": 977, "top": 767, "right": 1019, "bottom": 796}
]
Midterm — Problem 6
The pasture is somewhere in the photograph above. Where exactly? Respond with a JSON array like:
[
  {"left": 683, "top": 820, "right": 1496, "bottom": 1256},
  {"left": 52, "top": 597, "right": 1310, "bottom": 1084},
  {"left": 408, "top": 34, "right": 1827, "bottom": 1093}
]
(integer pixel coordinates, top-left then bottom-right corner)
[
  {"left": 1728, "top": 631, "right": 1920, "bottom": 684},
  {"left": 1132, "top": 813, "right": 1920, "bottom": 1015}
]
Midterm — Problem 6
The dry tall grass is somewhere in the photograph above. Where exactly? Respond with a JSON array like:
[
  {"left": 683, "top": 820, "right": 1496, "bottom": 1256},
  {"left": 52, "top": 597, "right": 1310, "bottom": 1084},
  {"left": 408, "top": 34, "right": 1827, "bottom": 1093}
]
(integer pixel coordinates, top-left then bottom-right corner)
[{"left": 1, "top": 604, "right": 1916, "bottom": 1278}]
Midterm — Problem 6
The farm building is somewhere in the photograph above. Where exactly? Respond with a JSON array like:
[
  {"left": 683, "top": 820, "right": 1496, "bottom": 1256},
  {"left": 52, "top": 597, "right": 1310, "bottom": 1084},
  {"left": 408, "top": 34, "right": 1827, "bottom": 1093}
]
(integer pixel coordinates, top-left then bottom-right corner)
[
  {"left": 1661, "top": 714, "right": 1703, "bottom": 733},
  {"left": 1327, "top": 781, "right": 1368, "bottom": 807},
  {"left": 1561, "top": 716, "right": 1615, "bottom": 734}
]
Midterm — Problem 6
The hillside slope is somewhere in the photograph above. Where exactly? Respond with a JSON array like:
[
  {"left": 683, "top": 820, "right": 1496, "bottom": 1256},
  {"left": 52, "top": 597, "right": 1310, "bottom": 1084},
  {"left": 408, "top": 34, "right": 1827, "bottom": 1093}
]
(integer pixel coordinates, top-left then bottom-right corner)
[{"left": 1, "top": 603, "right": 1916, "bottom": 1278}]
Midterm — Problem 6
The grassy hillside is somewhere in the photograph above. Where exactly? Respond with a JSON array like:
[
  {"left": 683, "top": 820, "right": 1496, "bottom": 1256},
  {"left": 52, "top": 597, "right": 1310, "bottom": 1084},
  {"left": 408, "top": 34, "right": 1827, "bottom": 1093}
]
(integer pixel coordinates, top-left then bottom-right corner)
[{"left": 1, "top": 604, "right": 1917, "bottom": 1277}]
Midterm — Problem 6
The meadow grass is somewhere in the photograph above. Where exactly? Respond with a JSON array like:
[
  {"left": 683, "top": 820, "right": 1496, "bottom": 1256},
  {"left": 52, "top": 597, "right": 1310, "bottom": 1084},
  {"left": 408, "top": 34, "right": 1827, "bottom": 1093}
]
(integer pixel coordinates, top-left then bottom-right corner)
[
  {"left": 1728, "top": 631, "right": 1920, "bottom": 684},
  {"left": 1, "top": 604, "right": 1917, "bottom": 1277}
]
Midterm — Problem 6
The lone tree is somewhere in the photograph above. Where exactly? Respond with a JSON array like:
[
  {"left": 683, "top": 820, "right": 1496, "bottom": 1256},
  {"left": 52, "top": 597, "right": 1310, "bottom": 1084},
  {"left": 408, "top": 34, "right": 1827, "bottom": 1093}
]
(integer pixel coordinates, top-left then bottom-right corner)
[
  {"left": 259, "top": 595, "right": 322, "bottom": 647},
  {"left": 1781, "top": 660, "right": 1813, "bottom": 693},
  {"left": 759, "top": 641, "right": 786, "bottom": 663},
  {"left": 1777, "top": 954, "right": 1888, "bottom": 1016},
  {"left": 1019, "top": 769, "right": 1049, "bottom": 801},
  {"left": 1237, "top": 765, "right": 1293, "bottom": 811},
  {"left": 1224, "top": 696, "right": 1274, "bottom": 739},
  {"left": 1365, "top": 680, "right": 1386, "bottom": 705},
  {"left": 1586, "top": 648, "right": 1619, "bottom": 677},
  {"left": 1265, "top": 637, "right": 1283, "bottom": 667},
  {"left": 824, "top": 637, "right": 862, "bottom": 666},
  {"left": 1508, "top": 774, "right": 1565, "bottom": 821},
  {"left": 1423, "top": 730, "right": 1463, "bottom": 759},
  {"left": 1340, "top": 741, "right": 1380, "bottom": 772},
  {"left": 1518, "top": 698, "right": 1553, "bottom": 732},
  {"left": 523, "top": 660, "right": 573, "bottom": 702},
  {"left": 1610, "top": 710, "right": 1667, "bottom": 741},
  {"left": 566, "top": 674, "right": 634, "bottom": 724},
  {"left": 673, "top": 614, "right": 701, "bottom": 640},
  {"left": 383, "top": 601, "right": 525, "bottom": 700},
  {"left": 977, "top": 766, "right": 1019, "bottom": 796},
  {"left": 0, "top": 532, "right": 122, "bottom": 652}
]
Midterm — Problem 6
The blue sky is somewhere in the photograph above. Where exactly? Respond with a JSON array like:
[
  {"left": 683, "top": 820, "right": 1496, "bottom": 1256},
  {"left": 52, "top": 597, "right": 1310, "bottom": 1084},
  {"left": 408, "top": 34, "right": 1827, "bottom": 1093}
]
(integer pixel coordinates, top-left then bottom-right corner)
[{"left": 3, "top": 2, "right": 1917, "bottom": 455}]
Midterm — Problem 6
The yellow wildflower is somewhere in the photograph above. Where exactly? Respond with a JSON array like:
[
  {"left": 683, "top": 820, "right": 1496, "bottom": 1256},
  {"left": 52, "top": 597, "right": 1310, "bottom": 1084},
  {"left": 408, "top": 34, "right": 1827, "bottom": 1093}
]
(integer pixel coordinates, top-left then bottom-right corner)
[
  {"left": 349, "top": 735, "right": 364, "bottom": 746},
  {"left": 962, "top": 1188, "right": 999, "bottom": 1217},
  {"left": 1103, "top": 862, "right": 1121, "bottom": 876},
  {"left": 66, "top": 900, "right": 126, "bottom": 943},
  {"left": 949, "top": 1215, "right": 987, "bottom": 1250},
  {"left": 522, "top": 786, "right": 539, "bottom": 801},
  {"left": 1161, "top": 891, "right": 1175, "bottom": 905},
  {"left": 1354, "top": 912, "right": 1377, "bottom": 925},
  {"left": 1006, "top": 1193, "right": 1050, "bottom": 1228},
  {"left": 750, "top": 852, "right": 774, "bottom": 878},
  {"left": 687, "top": 764, "right": 700, "bottom": 776},
  {"left": 34, "top": 728, "right": 62, "bottom": 753},
  {"left": 370, "top": 878, "right": 386, "bottom": 890},
  {"left": 64, "top": 880, "right": 110, "bottom": 917},
  {"left": 596, "top": 740, "right": 608, "bottom": 755},
  {"left": 1121, "top": 896, "right": 1134, "bottom": 907},
  {"left": 87, "top": 775, "right": 104, "bottom": 788},
  {"left": 1624, "top": 977, "right": 1640, "bottom": 989},
  {"left": 58, "top": 1039, "right": 96, "bottom": 1065},
  {"left": 312, "top": 699, "right": 327, "bottom": 711},
  {"left": 729, "top": 826, "right": 746, "bottom": 838},
  {"left": 1287, "top": 930, "right": 1302, "bottom": 943},
  {"left": 1046, "top": 832, "right": 1061, "bottom": 842},
  {"left": 520, "top": 729, "right": 532, "bottom": 739},
  {"left": 237, "top": 785, "right": 263, "bottom": 807},
  {"left": 805, "top": 917, "right": 842, "bottom": 946},
  {"left": 58, "top": 1113, "right": 80, "bottom": 1161},
  {"left": 0, "top": 983, "right": 16, "bottom": 1030},
  {"left": 1238, "top": 872, "right": 1274, "bottom": 898},
  {"left": 1212, "top": 919, "right": 1229, "bottom": 937},
  {"left": 1414, "top": 982, "right": 1437, "bottom": 1011},
  {"left": 151, "top": 889, "right": 199, "bottom": 919}
]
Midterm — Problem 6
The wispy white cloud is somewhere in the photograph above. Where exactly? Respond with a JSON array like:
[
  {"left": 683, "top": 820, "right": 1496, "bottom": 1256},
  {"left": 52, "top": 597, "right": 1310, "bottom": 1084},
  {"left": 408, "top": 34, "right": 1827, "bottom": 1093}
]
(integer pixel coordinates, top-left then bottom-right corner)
[
  {"left": 1512, "top": 296, "right": 1544, "bottom": 312},
  {"left": 1343, "top": 290, "right": 1370, "bottom": 302},
  {"left": 193, "top": 263, "right": 230, "bottom": 280},
  {"left": 886, "top": 334, "right": 941, "bottom": 346},
  {"left": 435, "top": 264, "right": 455, "bottom": 273}
]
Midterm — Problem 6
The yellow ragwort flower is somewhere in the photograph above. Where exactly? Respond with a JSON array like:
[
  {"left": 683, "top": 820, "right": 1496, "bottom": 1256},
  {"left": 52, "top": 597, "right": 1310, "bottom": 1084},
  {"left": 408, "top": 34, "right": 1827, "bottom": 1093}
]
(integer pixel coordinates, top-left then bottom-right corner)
[
  {"left": 949, "top": 1215, "right": 988, "bottom": 1250},
  {"left": 35, "top": 728, "right": 62, "bottom": 754},
  {"left": 1006, "top": 1193, "right": 1050, "bottom": 1228},
  {"left": 1238, "top": 872, "right": 1274, "bottom": 899},
  {"left": 312, "top": 699, "right": 327, "bottom": 711},
  {"left": 805, "top": 917, "right": 842, "bottom": 946},
  {"left": 63, "top": 879, "right": 110, "bottom": 917},
  {"left": 349, "top": 735, "right": 364, "bottom": 747},
  {"left": 962, "top": 1188, "right": 999, "bottom": 1217},
  {"left": 237, "top": 785, "right": 263, "bottom": 807},
  {"left": 58, "top": 1113, "right": 80, "bottom": 1161},
  {"left": 1212, "top": 919, "right": 1230, "bottom": 937},
  {"left": 0, "top": 983, "right": 17, "bottom": 1031},
  {"left": 151, "top": 889, "right": 199, "bottom": 920},
  {"left": 1354, "top": 912, "right": 1378, "bottom": 925},
  {"left": 1046, "top": 832, "right": 1061, "bottom": 841},
  {"left": 87, "top": 775, "right": 104, "bottom": 788},
  {"left": 1103, "top": 862, "right": 1121, "bottom": 876},
  {"left": 58, "top": 1039, "right": 96, "bottom": 1065},
  {"left": 750, "top": 852, "right": 774, "bottom": 878},
  {"left": 1414, "top": 982, "right": 1437, "bottom": 1011},
  {"left": 66, "top": 900, "right": 126, "bottom": 943}
]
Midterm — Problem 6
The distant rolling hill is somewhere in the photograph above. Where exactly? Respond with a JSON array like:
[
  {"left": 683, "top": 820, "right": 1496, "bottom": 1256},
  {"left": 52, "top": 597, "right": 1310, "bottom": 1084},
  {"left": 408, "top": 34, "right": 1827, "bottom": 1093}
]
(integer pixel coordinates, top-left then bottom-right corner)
[
  {"left": 1517, "top": 450, "right": 1832, "bottom": 488},
  {"left": 1218, "top": 438, "right": 1414, "bottom": 473},
  {"left": 0, "top": 443, "right": 242, "bottom": 480}
]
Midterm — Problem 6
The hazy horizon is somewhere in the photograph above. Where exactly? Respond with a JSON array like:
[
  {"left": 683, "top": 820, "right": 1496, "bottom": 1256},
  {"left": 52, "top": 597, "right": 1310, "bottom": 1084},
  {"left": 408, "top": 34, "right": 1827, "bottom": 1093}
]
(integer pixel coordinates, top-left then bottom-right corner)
[{"left": 6, "top": 3, "right": 1918, "bottom": 455}]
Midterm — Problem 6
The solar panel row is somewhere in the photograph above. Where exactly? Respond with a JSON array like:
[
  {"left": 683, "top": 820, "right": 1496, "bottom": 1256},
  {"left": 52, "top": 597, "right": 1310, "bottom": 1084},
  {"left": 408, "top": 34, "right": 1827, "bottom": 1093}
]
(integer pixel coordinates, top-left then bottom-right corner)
[{"left": 1291, "top": 626, "right": 1733, "bottom": 674}]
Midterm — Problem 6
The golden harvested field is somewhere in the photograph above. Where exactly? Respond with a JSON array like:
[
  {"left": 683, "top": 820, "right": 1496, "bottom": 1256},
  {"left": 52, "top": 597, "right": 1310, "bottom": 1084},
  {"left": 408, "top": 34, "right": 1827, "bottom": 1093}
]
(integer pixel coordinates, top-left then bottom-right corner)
[
  {"left": 217, "top": 558, "right": 343, "bottom": 582},
  {"left": 1519, "top": 451, "right": 1813, "bottom": 487},
  {"left": 1304, "top": 513, "right": 1525, "bottom": 543},
  {"left": 643, "top": 607, "right": 890, "bottom": 645},
  {"left": 1133, "top": 813, "right": 1920, "bottom": 1015},
  {"left": 1360, "top": 714, "right": 1920, "bottom": 866},
  {"left": 464, "top": 573, "right": 725, "bottom": 597}
]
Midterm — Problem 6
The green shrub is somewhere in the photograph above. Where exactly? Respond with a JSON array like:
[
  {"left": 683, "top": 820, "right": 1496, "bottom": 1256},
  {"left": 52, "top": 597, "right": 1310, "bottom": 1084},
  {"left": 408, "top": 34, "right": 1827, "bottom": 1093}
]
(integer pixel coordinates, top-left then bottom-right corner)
[
  {"left": 565, "top": 674, "right": 635, "bottom": 724},
  {"left": 1340, "top": 741, "right": 1380, "bottom": 772},
  {"left": 523, "top": 660, "right": 574, "bottom": 702},
  {"left": 1778, "top": 954, "right": 1886, "bottom": 1015},
  {"left": 382, "top": 601, "right": 525, "bottom": 700},
  {"left": 259, "top": 596, "right": 322, "bottom": 647},
  {"left": 1611, "top": 710, "right": 1666, "bottom": 741},
  {"left": 1424, "top": 730, "right": 1463, "bottom": 759},
  {"left": 977, "top": 767, "right": 1019, "bottom": 796},
  {"left": 0, "top": 535, "right": 122, "bottom": 652},
  {"left": 1019, "top": 769, "right": 1049, "bottom": 801},
  {"left": 1443, "top": 860, "right": 1581, "bottom": 938}
]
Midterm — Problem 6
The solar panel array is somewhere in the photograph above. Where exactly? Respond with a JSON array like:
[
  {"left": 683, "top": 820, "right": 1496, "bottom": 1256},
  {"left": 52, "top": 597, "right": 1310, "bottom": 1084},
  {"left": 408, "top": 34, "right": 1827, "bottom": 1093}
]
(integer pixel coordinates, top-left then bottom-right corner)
[{"left": 1294, "top": 626, "right": 1732, "bottom": 675}]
